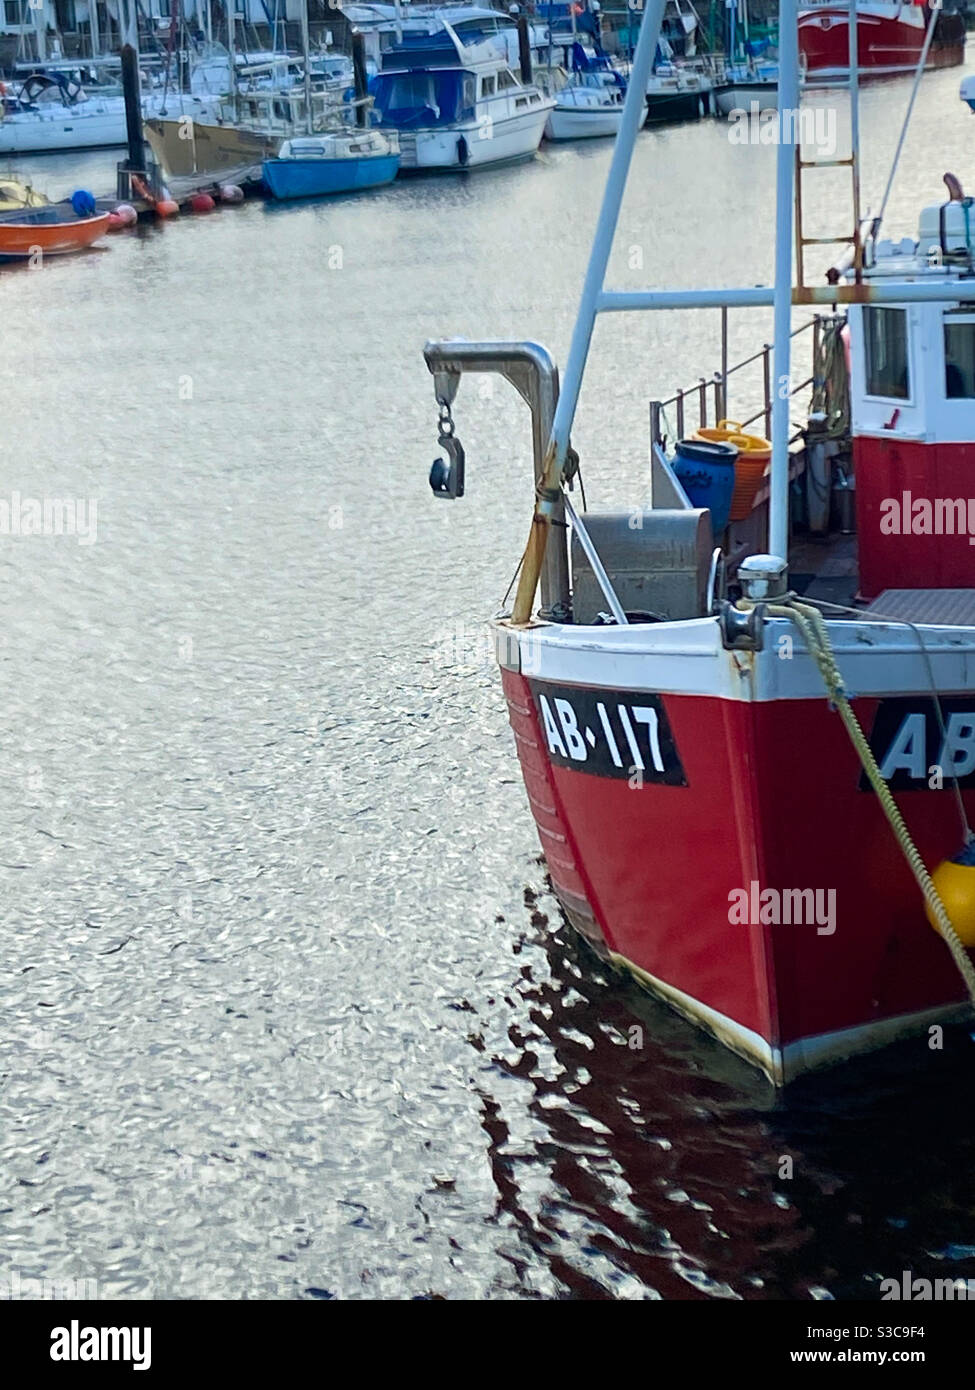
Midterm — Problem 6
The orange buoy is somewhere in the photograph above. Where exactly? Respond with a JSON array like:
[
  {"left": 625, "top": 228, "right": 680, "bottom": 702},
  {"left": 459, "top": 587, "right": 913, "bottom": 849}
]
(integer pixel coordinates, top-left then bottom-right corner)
[
  {"left": 190, "top": 192, "right": 216, "bottom": 213},
  {"left": 926, "top": 842, "right": 975, "bottom": 947},
  {"left": 155, "top": 199, "right": 179, "bottom": 218}
]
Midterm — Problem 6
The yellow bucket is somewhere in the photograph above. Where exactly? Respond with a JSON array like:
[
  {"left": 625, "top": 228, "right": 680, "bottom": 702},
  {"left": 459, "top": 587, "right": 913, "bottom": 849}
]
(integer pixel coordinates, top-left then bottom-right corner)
[{"left": 694, "top": 420, "right": 772, "bottom": 521}]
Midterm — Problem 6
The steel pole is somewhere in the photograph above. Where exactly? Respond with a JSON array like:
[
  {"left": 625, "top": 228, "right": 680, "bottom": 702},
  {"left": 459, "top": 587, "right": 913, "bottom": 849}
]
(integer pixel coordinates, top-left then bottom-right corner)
[{"left": 769, "top": 0, "right": 800, "bottom": 562}]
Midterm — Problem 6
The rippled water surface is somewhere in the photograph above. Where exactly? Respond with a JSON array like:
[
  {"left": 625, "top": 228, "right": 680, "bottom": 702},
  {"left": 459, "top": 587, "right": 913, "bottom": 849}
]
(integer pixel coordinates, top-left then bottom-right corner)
[{"left": 2, "top": 61, "right": 975, "bottom": 1300}]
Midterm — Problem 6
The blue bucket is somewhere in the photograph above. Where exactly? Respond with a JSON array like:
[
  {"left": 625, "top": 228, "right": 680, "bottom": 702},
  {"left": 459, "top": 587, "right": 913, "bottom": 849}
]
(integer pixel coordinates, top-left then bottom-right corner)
[{"left": 672, "top": 438, "right": 738, "bottom": 535}]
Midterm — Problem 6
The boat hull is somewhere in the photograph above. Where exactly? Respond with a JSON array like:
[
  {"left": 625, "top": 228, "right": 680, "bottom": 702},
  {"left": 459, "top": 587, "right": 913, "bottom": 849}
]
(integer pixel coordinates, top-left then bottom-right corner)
[
  {"left": 798, "top": 4, "right": 965, "bottom": 80},
  {"left": 644, "top": 86, "right": 711, "bottom": 123},
  {"left": 714, "top": 81, "right": 780, "bottom": 117},
  {"left": 393, "top": 103, "right": 552, "bottom": 170},
  {"left": 0, "top": 210, "right": 110, "bottom": 260},
  {"left": 0, "top": 104, "right": 127, "bottom": 154},
  {"left": 544, "top": 101, "right": 647, "bottom": 141},
  {"left": 144, "top": 116, "right": 277, "bottom": 186},
  {"left": 498, "top": 615, "right": 975, "bottom": 1084},
  {"left": 262, "top": 152, "right": 401, "bottom": 199},
  {"left": 0, "top": 93, "right": 219, "bottom": 155}
]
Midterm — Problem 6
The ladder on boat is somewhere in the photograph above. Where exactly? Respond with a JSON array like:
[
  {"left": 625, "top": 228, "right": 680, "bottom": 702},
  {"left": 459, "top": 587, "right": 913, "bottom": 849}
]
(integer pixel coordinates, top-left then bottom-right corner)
[{"left": 794, "top": 4, "right": 863, "bottom": 289}]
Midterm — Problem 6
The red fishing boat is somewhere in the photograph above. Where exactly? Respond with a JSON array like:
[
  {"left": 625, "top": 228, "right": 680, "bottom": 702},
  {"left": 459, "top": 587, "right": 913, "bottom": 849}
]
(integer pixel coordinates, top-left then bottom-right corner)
[
  {"left": 422, "top": 0, "right": 975, "bottom": 1085},
  {"left": 798, "top": 0, "right": 965, "bottom": 80}
]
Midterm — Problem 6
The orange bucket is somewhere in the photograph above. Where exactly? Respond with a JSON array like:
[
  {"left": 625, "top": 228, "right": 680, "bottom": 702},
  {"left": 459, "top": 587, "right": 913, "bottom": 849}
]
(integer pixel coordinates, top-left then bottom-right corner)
[{"left": 694, "top": 420, "right": 772, "bottom": 521}]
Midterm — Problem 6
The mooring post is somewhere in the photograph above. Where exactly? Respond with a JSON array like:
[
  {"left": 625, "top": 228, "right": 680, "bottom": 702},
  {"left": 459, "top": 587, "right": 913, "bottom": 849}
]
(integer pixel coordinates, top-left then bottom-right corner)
[
  {"left": 352, "top": 31, "right": 368, "bottom": 129},
  {"left": 517, "top": 12, "right": 533, "bottom": 85},
  {"left": 116, "top": 43, "right": 146, "bottom": 201}
]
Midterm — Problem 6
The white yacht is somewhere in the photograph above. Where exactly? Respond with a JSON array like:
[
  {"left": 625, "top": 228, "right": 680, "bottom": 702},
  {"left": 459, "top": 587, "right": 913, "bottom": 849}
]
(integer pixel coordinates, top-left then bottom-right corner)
[{"left": 364, "top": 11, "right": 554, "bottom": 171}]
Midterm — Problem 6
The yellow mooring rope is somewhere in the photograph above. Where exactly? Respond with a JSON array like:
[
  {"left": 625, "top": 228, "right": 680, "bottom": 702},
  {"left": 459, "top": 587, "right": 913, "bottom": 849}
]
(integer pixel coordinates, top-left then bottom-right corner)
[{"left": 755, "top": 597, "right": 975, "bottom": 1007}]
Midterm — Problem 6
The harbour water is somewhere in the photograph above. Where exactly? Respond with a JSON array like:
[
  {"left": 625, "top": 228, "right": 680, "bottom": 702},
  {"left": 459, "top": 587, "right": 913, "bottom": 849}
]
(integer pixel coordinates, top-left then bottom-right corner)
[{"left": 2, "top": 63, "right": 975, "bottom": 1300}]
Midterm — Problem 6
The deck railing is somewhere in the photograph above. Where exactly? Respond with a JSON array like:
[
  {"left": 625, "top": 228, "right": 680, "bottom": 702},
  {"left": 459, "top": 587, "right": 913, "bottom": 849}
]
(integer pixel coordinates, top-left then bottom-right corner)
[{"left": 649, "top": 313, "right": 823, "bottom": 449}]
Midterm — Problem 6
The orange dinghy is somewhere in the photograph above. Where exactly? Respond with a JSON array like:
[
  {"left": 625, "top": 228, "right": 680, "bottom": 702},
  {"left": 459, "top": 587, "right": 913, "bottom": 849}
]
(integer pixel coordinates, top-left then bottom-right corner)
[{"left": 0, "top": 205, "right": 110, "bottom": 261}]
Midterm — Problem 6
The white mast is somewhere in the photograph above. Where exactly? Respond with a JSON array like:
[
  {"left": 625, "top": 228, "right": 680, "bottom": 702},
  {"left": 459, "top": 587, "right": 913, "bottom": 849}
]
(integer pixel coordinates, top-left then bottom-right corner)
[
  {"left": 89, "top": 0, "right": 102, "bottom": 59},
  {"left": 33, "top": 0, "right": 48, "bottom": 62},
  {"left": 228, "top": 0, "right": 237, "bottom": 118},
  {"left": 767, "top": 0, "right": 799, "bottom": 561},
  {"left": 300, "top": 0, "right": 312, "bottom": 134}
]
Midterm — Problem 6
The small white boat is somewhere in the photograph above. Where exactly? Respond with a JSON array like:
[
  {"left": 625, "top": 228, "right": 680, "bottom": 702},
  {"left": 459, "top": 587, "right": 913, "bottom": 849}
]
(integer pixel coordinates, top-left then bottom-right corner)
[
  {"left": 714, "top": 61, "right": 783, "bottom": 118},
  {"left": 541, "top": 69, "right": 646, "bottom": 141}
]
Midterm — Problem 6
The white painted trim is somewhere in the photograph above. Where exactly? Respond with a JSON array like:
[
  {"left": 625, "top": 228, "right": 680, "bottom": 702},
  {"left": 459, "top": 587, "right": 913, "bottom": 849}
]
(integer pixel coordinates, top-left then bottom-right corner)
[
  {"left": 610, "top": 948, "right": 971, "bottom": 1086},
  {"left": 608, "top": 949, "right": 783, "bottom": 1082},
  {"left": 501, "top": 616, "right": 975, "bottom": 703}
]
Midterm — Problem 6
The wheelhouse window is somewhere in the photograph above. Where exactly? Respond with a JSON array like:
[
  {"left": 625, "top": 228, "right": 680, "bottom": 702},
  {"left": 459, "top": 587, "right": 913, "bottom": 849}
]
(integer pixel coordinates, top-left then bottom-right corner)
[
  {"left": 863, "top": 306, "right": 910, "bottom": 400},
  {"left": 481, "top": 75, "right": 495, "bottom": 97},
  {"left": 944, "top": 315, "right": 975, "bottom": 398},
  {"left": 371, "top": 70, "right": 477, "bottom": 127},
  {"left": 497, "top": 69, "right": 519, "bottom": 91}
]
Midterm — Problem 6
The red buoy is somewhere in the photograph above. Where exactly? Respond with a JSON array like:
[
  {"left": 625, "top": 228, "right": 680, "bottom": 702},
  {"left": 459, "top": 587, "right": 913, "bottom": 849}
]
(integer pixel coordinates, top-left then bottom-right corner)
[
  {"left": 190, "top": 193, "right": 216, "bottom": 214},
  {"left": 107, "top": 202, "right": 137, "bottom": 231},
  {"left": 155, "top": 199, "right": 179, "bottom": 218}
]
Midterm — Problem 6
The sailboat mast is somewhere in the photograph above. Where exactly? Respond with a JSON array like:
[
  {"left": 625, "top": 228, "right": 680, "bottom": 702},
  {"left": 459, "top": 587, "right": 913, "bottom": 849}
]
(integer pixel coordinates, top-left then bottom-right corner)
[
  {"left": 228, "top": 0, "right": 237, "bottom": 119},
  {"left": 300, "top": 0, "right": 312, "bottom": 133},
  {"left": 90, "top": 0, "right": 102, "bottom": 59},
  {"left": 767, "top": 0, "right": 799, "bottom": 561},
  {"left": 34, "top": 0, "right": 48, "bottom": 61}
]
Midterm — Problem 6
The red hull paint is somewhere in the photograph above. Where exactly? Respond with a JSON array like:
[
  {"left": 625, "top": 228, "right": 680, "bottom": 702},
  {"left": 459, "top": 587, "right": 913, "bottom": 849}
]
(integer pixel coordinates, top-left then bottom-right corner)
[
  {"left": 503, "top": 666, "right": 971, "bottom": 1068},
  {"left": 854, "top": 436, "right": 975, "bottom": 599},
  {"left": 798, "top": 7, "right": 965, "bottom": 76}
]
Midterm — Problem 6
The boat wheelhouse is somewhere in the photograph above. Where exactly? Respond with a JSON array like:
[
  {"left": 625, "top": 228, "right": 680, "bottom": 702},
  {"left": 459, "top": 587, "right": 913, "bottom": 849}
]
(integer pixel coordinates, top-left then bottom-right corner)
[
  {"left": 369, "top": 21, "right": 553, "bottom": 170},
  {"left": 421, "top": 0, "right": 975, "bottom": 1085},
  {"left": 850, "top": 197, "right": 975, "bottom": 597}
]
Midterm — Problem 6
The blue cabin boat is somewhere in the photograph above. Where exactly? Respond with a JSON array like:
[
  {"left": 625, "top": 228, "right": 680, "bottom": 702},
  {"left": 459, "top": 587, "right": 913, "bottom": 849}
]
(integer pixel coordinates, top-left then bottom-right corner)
[{"left": 263, "top": 130, "right": 400, "bottom": 201}]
